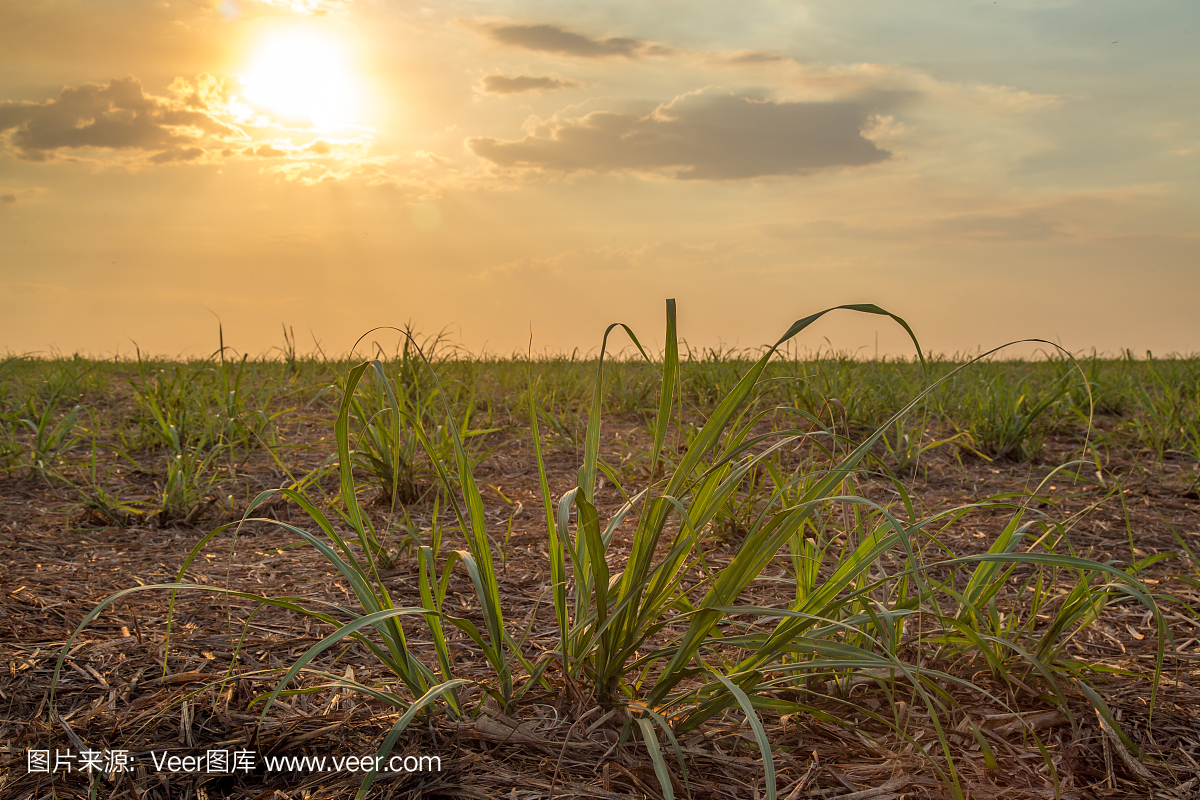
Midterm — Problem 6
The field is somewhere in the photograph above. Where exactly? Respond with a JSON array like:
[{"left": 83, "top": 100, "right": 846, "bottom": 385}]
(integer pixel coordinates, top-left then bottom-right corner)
[{"left": 2, "top": 309, "right": 1200, "bottom": 800}]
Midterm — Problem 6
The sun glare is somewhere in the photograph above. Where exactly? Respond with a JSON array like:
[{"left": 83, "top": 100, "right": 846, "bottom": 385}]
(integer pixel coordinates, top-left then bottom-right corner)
[{"left": 242, "top": 28, "right": 361, "bottom": 128}]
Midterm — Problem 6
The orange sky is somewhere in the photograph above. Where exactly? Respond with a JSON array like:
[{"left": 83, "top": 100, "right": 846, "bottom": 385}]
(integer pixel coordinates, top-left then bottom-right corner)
[{"left": 1, "top": 0, "right": 1197, "bottom": 359}]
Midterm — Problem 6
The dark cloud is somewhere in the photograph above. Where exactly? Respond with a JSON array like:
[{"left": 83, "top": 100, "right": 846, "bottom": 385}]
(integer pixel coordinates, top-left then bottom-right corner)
[
  {"left": 721, "top": 51, "right": 791, "bottom": 65},
  {"left": 148, "top": 147, "right": 205, "bottom": 164},
  {"left": 480, "top": 74, "right": 580, "bottom": 94},
  {"left": 468, "top": 91, "right": 890, "bottom": 180},
  {"left": 0, "top": 76, "right": 240, "bottom": 162},
  {"left": 1, "top": 194, "right": 14, "bottom": 203},
  {"left": 485, "top": 24, "right": 669, "bottom": 59}
]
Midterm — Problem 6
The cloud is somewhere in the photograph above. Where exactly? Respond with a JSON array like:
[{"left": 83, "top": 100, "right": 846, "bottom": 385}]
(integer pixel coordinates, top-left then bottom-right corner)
[
  {"left": 262, "top": 154, "right": 397, "bottom": 186},
  {"left": 759, "top": 220, "right": 894, "bottom": 241},
  {"left": 0, "top": 76, "right": 242, "bottom": 162},
  {"left": 148, "top": 147, "right": 206, "bottom": 164},
  {"left": 248, "top": 143, "right": 289, "bottom": 158},
  {"left": 715, "top": 51, "right": 792, "bottom": 66},
  {"left": 468, "top": 89, "right": 891, "bottom": 180},
  {"left": 0, "top": 186, "right": 44, "bottom": 205},
  {"left": 479, "top": 75, "right": 580, "bottom": 95},
  {"left": 484, "top": 23, "right": 670, "bottom": 59},
  {"left": 0, "top": 76, "right": 379, "bottom": 181},
  {"left": 757, "top": 210, "right": 1073, "bottom": 244},
  {"left": 235, "top": 137, "right": 360, "bottom": 159},
  {"left": 929, "top": 211, "right": 1069, "bottom": 242}
]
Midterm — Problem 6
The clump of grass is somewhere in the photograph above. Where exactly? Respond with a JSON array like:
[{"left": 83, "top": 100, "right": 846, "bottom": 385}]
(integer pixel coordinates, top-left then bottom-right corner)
[
  {"left": 875, "top": 414, "right": 966, "bottom": 476},
  {"left": 346, "top": 364, "right": 423, "bottom": 506},
  {"left": 127, "top": 335, "right": 291, "bottom": 521},
  {"left": 130, "top": 352, "right": 281, "bottom": 461},
  {"left": 5, "top": 394, "right": 85, "bottom": 480},
  {"left": 0, "top": 354, "right": 96, "bottom": 480},
  {"left": 528, "top": 303, "right": 935, "bottom": 794},
  {"left": 945, "top": 370, "right": 1069, "bottom": 461},
  {"left": 1129, "top": 352, "right": 1200, "bottom": 462},
  {"left": 346, "top": 328, "right": 500, "bottom": 512},
  {"left": 1063, "top": 352, "right": 1134, "bottom": 419}
]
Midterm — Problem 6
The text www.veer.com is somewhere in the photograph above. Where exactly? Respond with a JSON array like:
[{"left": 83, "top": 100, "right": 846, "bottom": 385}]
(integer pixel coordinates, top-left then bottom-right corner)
[{"left": 254, "top": 753, "right": 441, "bottom": 774}]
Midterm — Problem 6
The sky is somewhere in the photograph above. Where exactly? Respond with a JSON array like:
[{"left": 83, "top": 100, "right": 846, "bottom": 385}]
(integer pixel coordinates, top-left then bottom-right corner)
[{"left": 0, "top": 0, "right": 1197, "bottom": 360}]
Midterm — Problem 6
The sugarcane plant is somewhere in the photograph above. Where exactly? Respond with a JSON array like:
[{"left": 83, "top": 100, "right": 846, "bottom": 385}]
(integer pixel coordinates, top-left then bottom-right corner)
[{"left": 528, "top": 300, "right": 1166, "bottom": 800}]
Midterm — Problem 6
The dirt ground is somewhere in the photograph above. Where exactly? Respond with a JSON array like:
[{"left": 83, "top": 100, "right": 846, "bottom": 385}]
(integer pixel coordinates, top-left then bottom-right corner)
[{"left": 3, "top": 416, "right": 1200, "bottom": 799}]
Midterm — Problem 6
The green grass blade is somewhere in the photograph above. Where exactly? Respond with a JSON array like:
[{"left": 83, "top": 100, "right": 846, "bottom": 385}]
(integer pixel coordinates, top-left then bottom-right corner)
[
  {"left": 635, "top": 717, "right": 676, "bottom": 800},
  {"left": 713, "top": 673, "right": 776, "bottom": 800}
]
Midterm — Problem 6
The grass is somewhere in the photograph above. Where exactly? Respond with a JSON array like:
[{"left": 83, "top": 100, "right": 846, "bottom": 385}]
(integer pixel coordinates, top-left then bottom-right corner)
[
  {"left": 2, "top": 312, "right": 1195, "bottom": 798},
  {"left": 946, "top": 371, "right": 1069, "bottom": 462}
]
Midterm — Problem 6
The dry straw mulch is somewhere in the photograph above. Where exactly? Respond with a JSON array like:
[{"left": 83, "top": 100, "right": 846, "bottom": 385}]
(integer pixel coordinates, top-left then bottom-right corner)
[{"left": 3, "top": 425, "right": 1200, "bottom": 799}]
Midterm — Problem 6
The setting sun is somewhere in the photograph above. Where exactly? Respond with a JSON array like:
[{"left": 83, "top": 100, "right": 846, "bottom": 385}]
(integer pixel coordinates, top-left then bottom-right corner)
[{"left": 241, "top": 28, "right": 360, "bottom": 128}]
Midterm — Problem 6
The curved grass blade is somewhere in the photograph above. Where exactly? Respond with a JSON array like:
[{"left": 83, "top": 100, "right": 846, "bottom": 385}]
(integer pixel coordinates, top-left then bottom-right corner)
[{"left": 356, "top": 678, "right": 472, "bottom": 799}]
